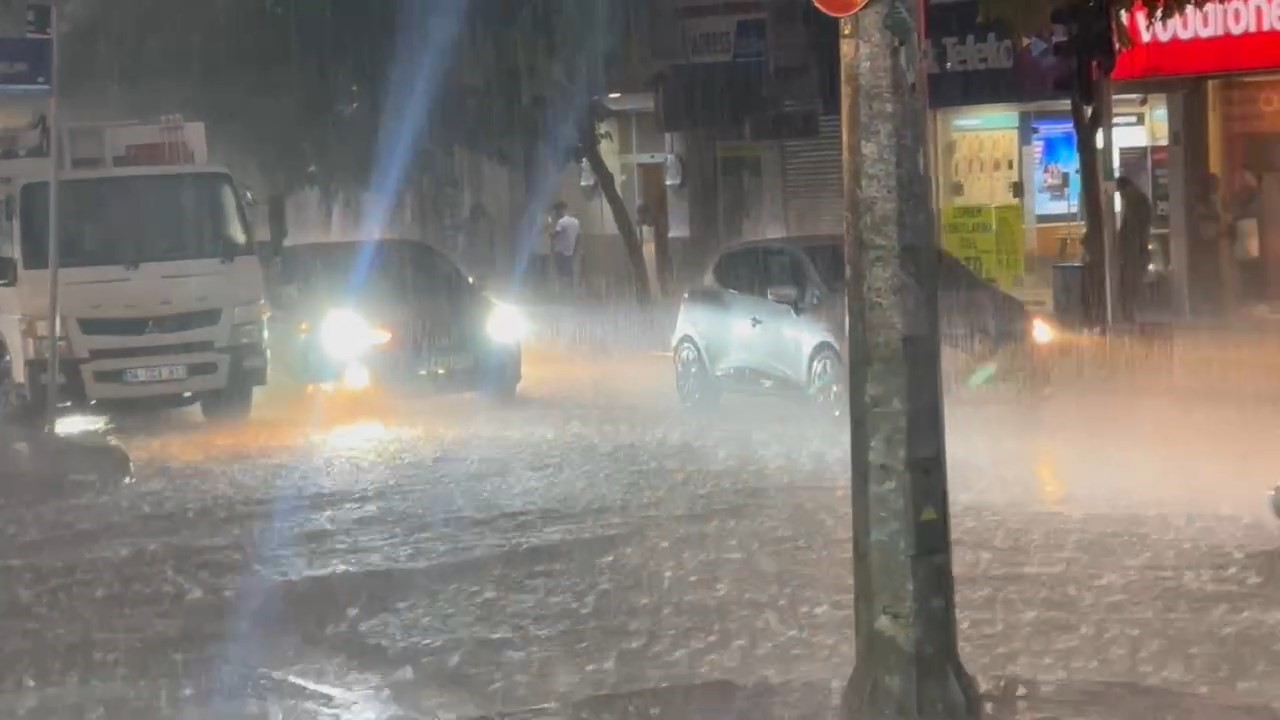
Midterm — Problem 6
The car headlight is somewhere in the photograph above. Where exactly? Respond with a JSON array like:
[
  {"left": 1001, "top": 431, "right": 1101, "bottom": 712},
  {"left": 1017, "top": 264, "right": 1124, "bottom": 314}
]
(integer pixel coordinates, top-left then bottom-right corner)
[
  {"left": 319, "top": 309, "right": 391, "bottom": 361},
  {"left": 1031, "top": 316, "right": 1056, "bottom": 346},
  {"left": 233, "top": 302, "right": 267, "bottom": 325},
  {"left": 486, "top": 303, "right": 528, "bottom": 344}
]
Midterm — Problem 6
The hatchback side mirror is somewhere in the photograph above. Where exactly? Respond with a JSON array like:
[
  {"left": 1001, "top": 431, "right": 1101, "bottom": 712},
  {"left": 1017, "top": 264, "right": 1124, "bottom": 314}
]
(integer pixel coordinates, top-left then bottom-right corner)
[
  {"left": 0, "top": 256, "right": 15, "bottom": 287},
  {"left": 767, "top": 284, "right": 798, "bottom": 306}
]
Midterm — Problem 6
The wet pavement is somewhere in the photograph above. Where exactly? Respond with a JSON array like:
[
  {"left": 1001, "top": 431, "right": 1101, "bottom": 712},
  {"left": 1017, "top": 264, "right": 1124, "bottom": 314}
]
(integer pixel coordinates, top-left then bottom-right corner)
[{"left": 2, "top": 347, "right": 1280, "bottom": 718}]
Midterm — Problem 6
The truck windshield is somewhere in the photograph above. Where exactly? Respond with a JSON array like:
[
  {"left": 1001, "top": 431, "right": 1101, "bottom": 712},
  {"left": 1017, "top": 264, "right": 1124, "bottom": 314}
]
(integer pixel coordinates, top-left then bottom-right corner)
[{"left": 18, "top": 172, "right": 251, "bottom": 269}]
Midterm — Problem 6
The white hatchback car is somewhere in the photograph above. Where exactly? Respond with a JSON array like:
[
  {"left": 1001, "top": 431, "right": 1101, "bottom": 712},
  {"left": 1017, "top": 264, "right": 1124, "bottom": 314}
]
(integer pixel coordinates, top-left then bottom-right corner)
[{"left": 671, "top": 234, "right": 1034, "bottom": 410}]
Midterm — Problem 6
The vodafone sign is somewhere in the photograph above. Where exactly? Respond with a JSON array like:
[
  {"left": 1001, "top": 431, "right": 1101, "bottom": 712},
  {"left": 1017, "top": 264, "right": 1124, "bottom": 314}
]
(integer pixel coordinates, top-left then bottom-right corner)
[{"left": 1114, "top": 0, "right": 1280, "bottom": 80}]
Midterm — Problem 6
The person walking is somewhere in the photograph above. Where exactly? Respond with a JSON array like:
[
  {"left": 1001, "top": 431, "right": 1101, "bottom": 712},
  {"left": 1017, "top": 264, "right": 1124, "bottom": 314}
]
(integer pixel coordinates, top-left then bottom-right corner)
[
  {"left": 549, "top": 201, "right": 580, "bottom": 299},
  {"left": 1116, "top": 176, "right": 1152, "bottom": 323}
]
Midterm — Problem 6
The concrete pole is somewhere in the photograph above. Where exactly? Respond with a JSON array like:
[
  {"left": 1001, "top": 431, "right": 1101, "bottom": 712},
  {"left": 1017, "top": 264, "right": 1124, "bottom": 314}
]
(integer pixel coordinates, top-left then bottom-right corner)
[
  {"left": 44, "top": 1, "right": 60, "bottom": 432},
  {"left": 838, "top": 1, "right": 981, "bottom": 717}
]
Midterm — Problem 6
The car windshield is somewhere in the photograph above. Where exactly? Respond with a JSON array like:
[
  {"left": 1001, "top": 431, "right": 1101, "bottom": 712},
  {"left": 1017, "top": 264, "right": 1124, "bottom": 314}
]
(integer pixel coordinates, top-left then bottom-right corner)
[
  {"left": 284, "top": 241, "right": 465, "bottom": 303},
  {"left": 19, "top": 172, "right": 251, "bottom": 269}
]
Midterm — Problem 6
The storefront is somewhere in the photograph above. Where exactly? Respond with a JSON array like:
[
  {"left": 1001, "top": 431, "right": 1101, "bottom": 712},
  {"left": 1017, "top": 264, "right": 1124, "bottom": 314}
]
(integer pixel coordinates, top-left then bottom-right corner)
[
  {"left": 926, "top": 0, "right": 1179, "bottom": 313},
  {"left": 1114, "top": 0, "right": 1280, "bottom": 315}
]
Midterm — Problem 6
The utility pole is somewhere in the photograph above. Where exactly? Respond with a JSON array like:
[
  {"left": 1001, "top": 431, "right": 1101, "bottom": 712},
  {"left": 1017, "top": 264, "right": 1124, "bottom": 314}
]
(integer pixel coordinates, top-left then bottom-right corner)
[
  {"left": 821, "top": 0, "right": 981, "bottom": 716},
  {"left": 43, "top": 0, "right": 59, "bottom": 432}
]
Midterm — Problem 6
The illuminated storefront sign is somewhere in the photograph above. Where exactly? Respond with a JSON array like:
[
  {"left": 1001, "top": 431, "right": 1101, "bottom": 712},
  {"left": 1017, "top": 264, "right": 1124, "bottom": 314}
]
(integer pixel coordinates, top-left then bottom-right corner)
[{"left": 1114, "top": 0, "right": 1280, "bottom": 80}]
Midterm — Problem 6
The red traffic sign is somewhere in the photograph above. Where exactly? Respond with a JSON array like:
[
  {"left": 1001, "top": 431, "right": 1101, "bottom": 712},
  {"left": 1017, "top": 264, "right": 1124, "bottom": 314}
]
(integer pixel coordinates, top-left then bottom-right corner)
[{"left": 812, "top": 0, "right": 870, "bottom": 17}]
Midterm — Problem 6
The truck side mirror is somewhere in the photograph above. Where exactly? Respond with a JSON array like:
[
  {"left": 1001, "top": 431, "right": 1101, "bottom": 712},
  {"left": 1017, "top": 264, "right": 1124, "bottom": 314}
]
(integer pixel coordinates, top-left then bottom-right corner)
[
  {"left": 268, "top": 195, "right": 287, "bottom": 257},
  {"left": 0, "top": 256, "right": 16, "bottom": 286},
  {"left": 4, "top": 195, "right": 13, "bottom": 223}
]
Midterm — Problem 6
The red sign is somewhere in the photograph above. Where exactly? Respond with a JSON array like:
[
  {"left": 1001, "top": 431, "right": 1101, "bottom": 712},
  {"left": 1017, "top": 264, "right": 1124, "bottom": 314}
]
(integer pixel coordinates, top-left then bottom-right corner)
[
  {"left": 812, "top": 0, "right": 870, "bottom": 18},
  {"left": 1113, "top": 1, "right": 1280, "bottom": 81}
]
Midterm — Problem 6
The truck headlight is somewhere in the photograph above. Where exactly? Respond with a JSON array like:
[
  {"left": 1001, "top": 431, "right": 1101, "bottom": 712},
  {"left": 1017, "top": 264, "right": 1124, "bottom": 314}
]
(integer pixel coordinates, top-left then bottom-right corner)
[
  {"left": 232, "top": 302, "right": 267, "bottom": 325},
  {"left": 319, "top": 309, "right": 391, "bottom": 361},
  {"left": 485, "top": 303, "right": 527, "bottom": 344}
]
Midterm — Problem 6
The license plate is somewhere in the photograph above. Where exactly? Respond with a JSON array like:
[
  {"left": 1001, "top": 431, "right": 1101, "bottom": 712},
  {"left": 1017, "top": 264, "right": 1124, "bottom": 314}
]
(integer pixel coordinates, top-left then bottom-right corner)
[
  {"left": 122, "top": 365, "right": 188, "bottom": 383},
  {"left": 430, "top": 353, "right": 474, "bottom": 372}
]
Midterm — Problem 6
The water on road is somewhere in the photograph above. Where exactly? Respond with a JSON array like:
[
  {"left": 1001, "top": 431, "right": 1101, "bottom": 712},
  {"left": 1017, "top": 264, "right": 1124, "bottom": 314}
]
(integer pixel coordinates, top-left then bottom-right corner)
[{"left": 2, "top": 348, "right": 1279, "bottom": 719}]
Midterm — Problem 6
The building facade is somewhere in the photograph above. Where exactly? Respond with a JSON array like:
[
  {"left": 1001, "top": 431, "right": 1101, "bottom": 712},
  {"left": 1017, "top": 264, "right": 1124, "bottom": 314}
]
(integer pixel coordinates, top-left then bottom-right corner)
[{"left": 1113, "top": 1, "right": 1280, "bottom": 317}]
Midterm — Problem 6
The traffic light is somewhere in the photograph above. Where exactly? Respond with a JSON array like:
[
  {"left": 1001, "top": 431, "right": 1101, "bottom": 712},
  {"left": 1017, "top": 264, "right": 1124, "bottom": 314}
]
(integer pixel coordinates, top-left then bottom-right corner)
[{"left": 1050, "top": 0, "right": 1115, "bottom": 106}]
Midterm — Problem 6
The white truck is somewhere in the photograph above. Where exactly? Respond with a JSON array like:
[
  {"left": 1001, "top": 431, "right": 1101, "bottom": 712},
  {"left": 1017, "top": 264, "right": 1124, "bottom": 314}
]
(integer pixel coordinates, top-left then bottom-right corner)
[{"left": 0, "top": 116, "right": 268, "bottom": 422}]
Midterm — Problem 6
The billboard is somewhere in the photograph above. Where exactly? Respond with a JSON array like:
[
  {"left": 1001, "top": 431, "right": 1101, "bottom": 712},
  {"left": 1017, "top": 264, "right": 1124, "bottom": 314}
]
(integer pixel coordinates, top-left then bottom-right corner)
[
  {"left": 0, "top": 36, "right": 49, "bottom": 90},
  {"left": 1114, "top": 1, "right": 1280, "bottom": 81},
  {"left": 1028, "top": 115, "right": 1080, "bottom": 220}
]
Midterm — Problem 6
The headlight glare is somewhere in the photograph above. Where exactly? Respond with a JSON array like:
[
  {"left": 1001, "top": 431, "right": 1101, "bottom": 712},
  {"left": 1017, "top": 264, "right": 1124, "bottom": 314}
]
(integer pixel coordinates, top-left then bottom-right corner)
[
  {"left": 1031, "top": 317, "right": 1056, "bottom": 346},
  {"left": 320, "top": 309, "right": 391, "bottom": 361},
  {"left": 486, "top": 303, "right": 528, "bottom": 344}
]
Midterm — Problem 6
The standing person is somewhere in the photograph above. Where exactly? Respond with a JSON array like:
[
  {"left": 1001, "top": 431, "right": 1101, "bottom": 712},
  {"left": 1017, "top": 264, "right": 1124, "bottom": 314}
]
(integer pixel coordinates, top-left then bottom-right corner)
[
  {"left": 1116, "top": 176, "right": 1152, "bottom": 323},
  {"left": 1231, "top": 168, "right": 1264, "bottom": 306},
  {"left": 549, "top": 201, "right": 580, "bottom": 299}
]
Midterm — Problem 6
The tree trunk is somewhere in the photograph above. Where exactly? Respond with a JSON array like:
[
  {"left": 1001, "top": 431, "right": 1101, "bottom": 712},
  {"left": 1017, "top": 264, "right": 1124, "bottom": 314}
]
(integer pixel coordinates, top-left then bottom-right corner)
[
  {"left": 582, "top": 133, "right": 651, "bottom": 304},
  {"left": 1072, "top": 95, "right": 1106, "bottom": 326},
  {"left": 653, "top": 220, "right": 674, "bottom": 297},
  {"left": 838, "top": 3, "right": 979, "bottom": 718}
]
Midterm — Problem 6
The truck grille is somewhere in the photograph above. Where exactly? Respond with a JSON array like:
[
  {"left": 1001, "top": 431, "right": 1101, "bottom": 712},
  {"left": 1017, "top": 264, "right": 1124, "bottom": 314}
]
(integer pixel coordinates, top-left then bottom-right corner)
[
  {"left": 79, "top": 309, "right": 222, "bottom": 337},
  {"left": 89, "top": 341, "right": 216, "bottom": 361}
]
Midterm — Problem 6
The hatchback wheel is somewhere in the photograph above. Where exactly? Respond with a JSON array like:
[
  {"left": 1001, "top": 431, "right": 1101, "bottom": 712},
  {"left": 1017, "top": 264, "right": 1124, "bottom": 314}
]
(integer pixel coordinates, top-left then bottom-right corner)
[
  {"left": 674, "top": 339, "right": 719, "bottom": 410},
  {"left": 809, "top": 348, "right": 845, "bottom": 417}
]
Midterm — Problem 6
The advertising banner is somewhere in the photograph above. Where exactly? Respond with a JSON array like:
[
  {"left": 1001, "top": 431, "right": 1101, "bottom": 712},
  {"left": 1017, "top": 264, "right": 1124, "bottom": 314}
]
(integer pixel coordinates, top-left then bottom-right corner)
[
  {"left": 925, "top": 0, "right": 1068, "bottom": 107},
  {"left": 1114, "top": 1, "right": 1280, "bottom": 81},
  {"left": 941, "top": 204, "right": 1025, "bottom": 289},
  {"left": 0, "top": 36, "right": 48, "bottom": 90}
]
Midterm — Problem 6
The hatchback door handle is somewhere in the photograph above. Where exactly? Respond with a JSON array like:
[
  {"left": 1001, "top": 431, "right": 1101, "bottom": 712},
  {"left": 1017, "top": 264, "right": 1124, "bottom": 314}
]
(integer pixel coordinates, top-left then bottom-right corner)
[{"left": 750, "top": 316, "right": 763, "bottom": 327}]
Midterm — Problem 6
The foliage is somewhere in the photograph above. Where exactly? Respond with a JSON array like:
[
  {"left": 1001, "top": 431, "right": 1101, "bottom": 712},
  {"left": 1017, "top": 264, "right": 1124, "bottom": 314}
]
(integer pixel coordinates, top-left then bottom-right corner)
[{"left": 61, "top": 0, "right": 396, "bottom": 194}]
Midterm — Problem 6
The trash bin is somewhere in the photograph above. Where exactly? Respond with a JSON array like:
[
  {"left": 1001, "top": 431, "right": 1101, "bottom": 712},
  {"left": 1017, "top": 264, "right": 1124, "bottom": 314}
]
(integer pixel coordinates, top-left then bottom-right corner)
[{"left": 1052, "top": 262, "right": 1087, "bottom": 328}]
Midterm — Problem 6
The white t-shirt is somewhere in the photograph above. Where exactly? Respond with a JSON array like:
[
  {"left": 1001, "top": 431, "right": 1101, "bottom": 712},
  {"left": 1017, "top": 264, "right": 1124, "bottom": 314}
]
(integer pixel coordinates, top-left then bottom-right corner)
[{"left": 551, "top": 215, "right": 580, "bottom": 256}]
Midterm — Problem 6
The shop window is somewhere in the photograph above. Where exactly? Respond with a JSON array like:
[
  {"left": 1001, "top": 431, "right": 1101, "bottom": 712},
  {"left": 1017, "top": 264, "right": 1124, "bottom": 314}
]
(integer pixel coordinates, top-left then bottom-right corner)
[
  {"left": 934, "top": 98, "right": 1169, "bottom": 311},
  {"left": 937, "top": 110, "right": 1019, "bottom": 208}
]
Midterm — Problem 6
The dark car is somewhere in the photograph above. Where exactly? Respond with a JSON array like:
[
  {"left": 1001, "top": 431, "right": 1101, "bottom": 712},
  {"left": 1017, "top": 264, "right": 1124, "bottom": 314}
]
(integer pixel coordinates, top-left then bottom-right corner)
[
  {"left": 269, "top": 239, "right": 524, "bottom": 398},
  {"left": 671, "top": 235, "right": 1051, "bottom": 409}
]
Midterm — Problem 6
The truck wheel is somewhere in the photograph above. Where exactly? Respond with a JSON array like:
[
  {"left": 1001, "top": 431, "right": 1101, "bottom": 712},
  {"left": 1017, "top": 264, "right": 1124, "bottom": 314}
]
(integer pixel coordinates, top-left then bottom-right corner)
[
  {"left": 201, "top": 378, "right": 254, "bottom": 422},
  {"left": 0, "top": 350, "right": 35, "bottom": 426}
]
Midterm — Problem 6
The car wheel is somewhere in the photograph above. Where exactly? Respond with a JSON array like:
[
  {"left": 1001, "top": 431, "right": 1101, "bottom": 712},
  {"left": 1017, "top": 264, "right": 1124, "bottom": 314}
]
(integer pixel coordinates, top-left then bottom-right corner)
[
  {"left": 809, "top": 347, "right": 845, "bottom": 417},
  {"left": 201, "top": 378, "right": 254, "bottom": 422},
  {"left": 674, "top": 339, "right": 719, "bottom": 410}
]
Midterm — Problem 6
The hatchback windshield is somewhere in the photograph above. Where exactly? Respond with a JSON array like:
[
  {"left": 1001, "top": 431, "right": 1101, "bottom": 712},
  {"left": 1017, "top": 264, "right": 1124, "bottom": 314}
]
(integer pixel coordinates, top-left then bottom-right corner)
[{"left": 19, "top": 172, "right": 251, "bottom": 269}]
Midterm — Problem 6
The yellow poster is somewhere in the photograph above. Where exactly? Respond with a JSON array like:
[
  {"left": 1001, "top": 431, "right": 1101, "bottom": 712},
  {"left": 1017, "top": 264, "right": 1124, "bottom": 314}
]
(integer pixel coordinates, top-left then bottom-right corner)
[
  {"left": 940, "top": 204, "right": 1023, "bottom": 291},
  {"left": 991, "top": 204, "right": 1025, "bottom": 290}
]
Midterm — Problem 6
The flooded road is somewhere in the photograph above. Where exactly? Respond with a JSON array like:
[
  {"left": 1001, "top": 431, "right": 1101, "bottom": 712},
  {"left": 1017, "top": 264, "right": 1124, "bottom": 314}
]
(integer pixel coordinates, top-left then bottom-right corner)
[{"left": 2, "top": 347, "right": 1279, "bottom": 718}]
